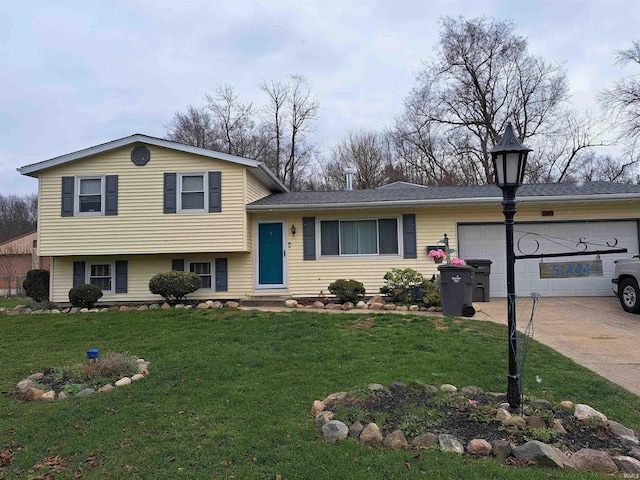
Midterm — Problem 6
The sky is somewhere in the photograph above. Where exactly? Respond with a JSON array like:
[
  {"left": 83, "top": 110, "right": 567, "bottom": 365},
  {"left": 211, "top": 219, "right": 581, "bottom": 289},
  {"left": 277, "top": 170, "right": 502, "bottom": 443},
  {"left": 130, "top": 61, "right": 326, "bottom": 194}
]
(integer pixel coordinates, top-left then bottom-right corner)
[{"left": 2, "top": 0, "right": 639, "bottom": 196}]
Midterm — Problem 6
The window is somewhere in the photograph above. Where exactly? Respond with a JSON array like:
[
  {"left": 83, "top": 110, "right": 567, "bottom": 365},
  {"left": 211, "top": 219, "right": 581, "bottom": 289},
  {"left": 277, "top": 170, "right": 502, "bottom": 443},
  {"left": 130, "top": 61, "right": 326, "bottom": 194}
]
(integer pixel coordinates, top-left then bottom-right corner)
[
  {"left": 320, "top": 218, "right": 399, "bottom": 256},
  {"left": 90, "top": 263, "right": 112, "bottom": 291},
  {"left": 179, "top": 173, "right": 207, "bottom": 212},
  {"left": 189, "top": 262, "right": 212, "bottom": 289},
  {"left": 77, "top": 176, "right": 104, "bottom": 214}
]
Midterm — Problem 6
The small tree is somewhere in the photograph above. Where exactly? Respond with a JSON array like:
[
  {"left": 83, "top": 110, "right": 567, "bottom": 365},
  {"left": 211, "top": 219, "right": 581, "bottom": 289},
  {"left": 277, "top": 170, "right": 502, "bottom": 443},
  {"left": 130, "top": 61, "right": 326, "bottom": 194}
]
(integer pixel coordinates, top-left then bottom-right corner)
[
  {"left": 149, "top": 271, "right": 202, "bottom": 304},
  {"left": 328, "top": 279, "right": 365, "bottom": 303},
  {"left": 23, "top": 269, "right": 50, "bottom": 302},
  {"left": 69, "top": 284, "right": 103, "bottom": 308}
]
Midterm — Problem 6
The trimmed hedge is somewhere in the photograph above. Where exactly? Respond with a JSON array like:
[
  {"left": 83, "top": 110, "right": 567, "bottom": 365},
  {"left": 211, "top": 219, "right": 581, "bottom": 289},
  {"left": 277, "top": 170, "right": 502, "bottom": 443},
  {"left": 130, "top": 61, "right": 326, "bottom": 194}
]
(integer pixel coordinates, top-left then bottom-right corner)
[
  {"left": 149, "top": 271, "right": 202, "bottom": 303},
  {"left": 69, "top": 284, "right": 104, "bottom": 308},
  {"left": 328, "top": 279, "right": 365, "bottom": 304},
  {"left": 23, "top": 269, "right": 50, "bottom": 302}
]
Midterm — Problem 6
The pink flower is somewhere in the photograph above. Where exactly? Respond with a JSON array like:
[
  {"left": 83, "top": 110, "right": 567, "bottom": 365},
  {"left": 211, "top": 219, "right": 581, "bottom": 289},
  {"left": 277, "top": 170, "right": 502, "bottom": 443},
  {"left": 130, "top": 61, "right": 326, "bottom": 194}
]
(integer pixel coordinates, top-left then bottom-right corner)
[
  {"left": 451, "top": 257, "right": 465, "bottom": 266},
  {"left": 429, "top": 249, "right": 446, "bottom": 259},
  {"left": 469, "top": 400, "right": 478, "bottom": 406}
]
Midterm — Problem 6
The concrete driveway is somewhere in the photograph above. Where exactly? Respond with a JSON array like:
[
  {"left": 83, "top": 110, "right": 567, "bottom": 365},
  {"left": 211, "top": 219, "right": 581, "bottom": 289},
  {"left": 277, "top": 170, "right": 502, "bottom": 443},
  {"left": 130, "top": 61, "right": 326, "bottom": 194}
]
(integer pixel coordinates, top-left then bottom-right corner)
[{"left": 474, "top": 296, "right": 640, "bottom": 397}]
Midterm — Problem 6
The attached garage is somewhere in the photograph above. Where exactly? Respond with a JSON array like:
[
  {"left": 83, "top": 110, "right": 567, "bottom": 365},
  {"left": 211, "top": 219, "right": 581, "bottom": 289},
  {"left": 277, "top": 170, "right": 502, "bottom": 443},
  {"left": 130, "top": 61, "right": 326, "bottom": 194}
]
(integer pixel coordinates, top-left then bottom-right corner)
[{"left": 459, "top": 220, "right": 639, "bottom": 298}]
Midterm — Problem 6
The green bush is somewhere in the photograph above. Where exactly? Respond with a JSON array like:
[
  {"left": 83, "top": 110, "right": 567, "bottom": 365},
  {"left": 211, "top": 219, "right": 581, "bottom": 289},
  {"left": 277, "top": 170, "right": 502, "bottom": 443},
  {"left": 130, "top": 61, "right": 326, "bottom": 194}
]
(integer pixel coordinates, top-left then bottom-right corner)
[
  {"left": 68, "top": 284, "right": 104, "bottom": 308},
  {"left": 23, "top": 269, "right": 50, "bottom": 302},
  {"left": 380, "top": 268, "right": 441, "bottom": 306},
  {"left": 328, "top": 279, "right": 366, "bottom": 303},
  {"left": 149, "top": 271, "right": 202, "bottom": 303}
]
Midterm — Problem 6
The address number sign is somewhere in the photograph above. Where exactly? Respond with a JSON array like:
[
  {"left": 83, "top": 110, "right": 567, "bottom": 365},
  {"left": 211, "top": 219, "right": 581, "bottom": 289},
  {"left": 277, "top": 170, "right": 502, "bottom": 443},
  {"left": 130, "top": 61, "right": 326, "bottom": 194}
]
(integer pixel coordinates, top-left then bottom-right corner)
[{"left": 539, "top": 260, "right": 603, "bottom": 279}]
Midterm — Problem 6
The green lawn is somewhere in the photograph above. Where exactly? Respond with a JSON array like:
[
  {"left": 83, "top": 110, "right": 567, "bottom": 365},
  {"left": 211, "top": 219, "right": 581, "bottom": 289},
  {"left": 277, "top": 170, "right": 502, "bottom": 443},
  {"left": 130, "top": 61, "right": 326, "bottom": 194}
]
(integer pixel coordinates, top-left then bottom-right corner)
[{"left": 0, "top": 308, "right": 637, "bottom": 479}]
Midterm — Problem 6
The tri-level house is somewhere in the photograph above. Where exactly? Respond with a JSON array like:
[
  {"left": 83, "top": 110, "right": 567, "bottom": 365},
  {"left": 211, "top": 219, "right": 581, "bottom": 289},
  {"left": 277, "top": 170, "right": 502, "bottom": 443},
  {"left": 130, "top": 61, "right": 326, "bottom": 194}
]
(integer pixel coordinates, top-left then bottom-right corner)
[{"left": 19, "top": 134, "right": 640, "bottom": 303}]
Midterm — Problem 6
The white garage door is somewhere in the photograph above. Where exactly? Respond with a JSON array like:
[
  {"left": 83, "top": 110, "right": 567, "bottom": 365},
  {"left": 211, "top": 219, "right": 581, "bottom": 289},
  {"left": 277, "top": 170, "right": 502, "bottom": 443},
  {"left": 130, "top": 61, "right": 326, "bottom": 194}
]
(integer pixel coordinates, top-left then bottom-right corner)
[{"left": 458, "top": 221, "right": 638, "bottom": 298}]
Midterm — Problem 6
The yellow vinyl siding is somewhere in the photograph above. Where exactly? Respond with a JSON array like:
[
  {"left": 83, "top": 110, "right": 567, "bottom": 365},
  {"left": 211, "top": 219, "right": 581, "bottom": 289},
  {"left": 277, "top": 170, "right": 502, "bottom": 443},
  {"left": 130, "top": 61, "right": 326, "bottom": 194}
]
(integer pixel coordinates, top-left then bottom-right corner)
[
  {"left": 51, "top": 253, "right": 255, "bottom": 304},
  {"left": 246, "top": 171, "right": 272, "bottom": 203},
  {"left": 38, "top": 145, "right": 248, "bottom": 256}
]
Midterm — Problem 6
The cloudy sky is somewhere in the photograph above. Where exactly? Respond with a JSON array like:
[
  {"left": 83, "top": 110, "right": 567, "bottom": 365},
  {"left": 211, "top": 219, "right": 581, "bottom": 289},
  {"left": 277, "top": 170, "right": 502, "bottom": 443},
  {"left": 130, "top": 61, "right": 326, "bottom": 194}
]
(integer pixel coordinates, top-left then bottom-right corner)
[{"left": 2, "top": 0, "right": 639, "bottom": 195}]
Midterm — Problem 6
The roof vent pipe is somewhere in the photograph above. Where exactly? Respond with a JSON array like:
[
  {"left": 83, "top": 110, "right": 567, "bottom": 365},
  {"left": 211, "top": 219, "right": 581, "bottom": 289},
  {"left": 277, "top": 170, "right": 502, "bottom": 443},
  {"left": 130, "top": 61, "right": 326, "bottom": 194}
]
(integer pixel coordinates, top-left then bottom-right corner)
[{"left": 345, "top": 166, "right": 357, "bottom": 191}]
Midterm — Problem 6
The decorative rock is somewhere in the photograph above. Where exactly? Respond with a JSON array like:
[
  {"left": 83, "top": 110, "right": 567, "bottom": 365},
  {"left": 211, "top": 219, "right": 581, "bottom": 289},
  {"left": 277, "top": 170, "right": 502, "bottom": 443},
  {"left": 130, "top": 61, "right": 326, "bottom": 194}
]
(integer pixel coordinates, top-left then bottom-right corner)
[
  {"left": 315, "top": 411, "right": 334, "bottom": 427},
  {"left": 175, "top": 304, "right": 185, "bottom": 309},
  {"left": 313, "top": 301, "right": 325, "bottom": 309},
  {"left": 440, "top": 384, "right": 457, "bottom": 394},
  {"left": 530, "top": 399, "right": 550, "bottom": 409},
  {"left": 613, "top": 456, "right": 640, "bottom": 475},
  {"left": 322, "top": 420, "right": 349, "bottom": 442},
  {"left": 369, "top": 302, "right": 383, "bottom": 310},
  {"left": 52, "top": 309, "right": 61, "bottom": 314},
  {"left": 22, "top": 308, "right": 33, "bottom": 314},
  {"left": 389, "top": 382, "right": 406, "bottom": 394},
  {"left": 89, "top": 308, "right": 99, "bottom": 313},
  {"left": 460, "top": 385, "right": 482, "bottom": 395},
  {"left": 409, "top": 305, "right": 419, "bottom": 311},
  {"left": 423, "top": 384, "right": 439, "bottom": 394},
  {"left": 467, "top": 439, "right": 492, "bottom": 456},
  {"left": 137, "top": 364, "right": 149, "bottom": 375},
  {"left": 383, "top": 430, "right": 409, "bottom": 450},
  {"left": 323, "top": 392, "right": 347, "bottom": 407},
  {"left": 58, "top": 392, "right": 67, "bottom": 400},
  {"left": 368, "top": 383, "right": 385, "bottom": 392},
  {"left": 99, "top": 308, "right": 109, "bottom": 313},
  {"left": 28, "top": 372, "right": 44, "bottom": 381},
  {"left": 76, "top": 388, "right": 95, "bottom": 397},
  {"left": 41, "top": 390, "right": 56, "bottom": 401},
  {"left": 0, "top": 308, "right": 6, "bottom": 315},
  {"left": 70, "top": 307, "right": 80, "bottom": 314},
  {"left": 359, "top": 423, "right": 383, "bottom": 445},
  {"left": 571, "top": 448, "right": 618, "bottom": 474},
  {"left": 131, "top": 374, "right": 144, "bottom": 382},
  {"left": 161, "top": 303, "right": 171, "bottom": 309},
  {"left": 349, "top": 421, "right": 364, "bottom": 438},
  {"left": 356, "top": 301, "right": 368, "bottom": 309},
  {"left": 396, "top": 306, "right": 408, "bottom": 311},
  {"left": 513, "top": 440, "right": 565, "bottom": 469},
  {"left": 341, "top": 302, "right": 354, "bottom": 310},
  {"left": 24, "top": 388, "right": 44, "bottom": 400},
  {"left": 225, "top": 301, "right": 239, "bottom": 308},
  {"left": 325, "top": 303, "right": 342, "bottom": 310},
  {"left": 526, "top": 415, "right": 547, "bottom": 428},
  {"left": 630, "top": 446, "right": 640, "bottom": 461},
  {"left": 367, "top": 295, "right": 383, "bottom": 305},
  {"left": 553, "top": 418, "right": 567, "bottom": 434},
  {"left": 607, "top": 420, "right": 639, "bottom": 444},
  {"left": 311, "top": 400, "right": 325, "bottom": 416},
  {"left": 97, "top": 384, "right": 115, "bottom": 393},
  {"left": 184, "top": 304, "right": 193, "bottom": 309},
  {"left": 109, "top": 306, "right": 120, "bottom": 312},
  {"left": 17, "top": 379, "right": 34, "bottom": 393},
  {"left": 149, "top": 303, "right": 160, "bottom": 309},
  {"left": 412, "top": 433, "right": 439, "bottom": 448},
  {"left": 502, "top": 416, "right": 526, "bottom": 428},
  {"left": 284, "top": 299, "right": 298, "bottom": 308},
  {"left": 552, "top": 447, "right": 575, "bottom": 469},
  {"left": 80, "top": 308, "right": 89, "bottom": 313},
  {"left": 115, "top": 377, "right": 132, "bottom": 387},
  {"left": 382, "top": 304, "right": 396, "bottom": 310},
  {"left": 574, "top": 404, "right": 607, "bottom": 422},
  {"left": 491, "top": 439, "right": 513, "bottom": 460},
  {"left": 439, "top": 434, "right": 464, "bottom": 454},
  {"left": 196, "top": 302, "right": 209, "bottom": 309}
]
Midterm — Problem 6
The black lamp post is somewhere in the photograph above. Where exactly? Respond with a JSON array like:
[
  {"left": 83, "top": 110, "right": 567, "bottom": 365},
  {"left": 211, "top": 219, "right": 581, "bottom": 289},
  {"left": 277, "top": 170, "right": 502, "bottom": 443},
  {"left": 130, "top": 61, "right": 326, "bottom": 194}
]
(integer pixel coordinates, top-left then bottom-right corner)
[{"left": 490, "top": 122, "right": 532, "bottom": 410}]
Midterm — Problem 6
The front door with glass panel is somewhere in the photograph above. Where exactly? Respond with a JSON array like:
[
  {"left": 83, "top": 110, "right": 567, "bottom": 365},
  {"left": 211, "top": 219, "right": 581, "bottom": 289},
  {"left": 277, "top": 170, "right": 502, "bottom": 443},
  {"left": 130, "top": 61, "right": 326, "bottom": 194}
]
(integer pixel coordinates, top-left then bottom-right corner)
[{"left": 257, "top": 222, "right": 286, "bottom": 288}]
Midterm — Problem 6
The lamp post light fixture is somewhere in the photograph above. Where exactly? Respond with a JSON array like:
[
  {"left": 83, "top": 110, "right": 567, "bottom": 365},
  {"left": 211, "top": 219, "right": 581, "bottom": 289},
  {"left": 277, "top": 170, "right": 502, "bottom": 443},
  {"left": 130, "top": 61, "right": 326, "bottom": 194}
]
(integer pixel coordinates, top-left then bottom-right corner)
[{"left": 490, "top": 122, "right": 532, "bottom": 410}]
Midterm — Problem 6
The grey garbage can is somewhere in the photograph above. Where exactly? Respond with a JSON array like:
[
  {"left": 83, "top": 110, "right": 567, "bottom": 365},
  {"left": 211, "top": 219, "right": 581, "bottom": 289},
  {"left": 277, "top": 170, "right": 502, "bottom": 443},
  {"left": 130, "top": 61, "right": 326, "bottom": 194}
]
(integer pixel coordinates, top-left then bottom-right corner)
[
  {"left": 465, "top": 259, "right": 492, "bottom": 302},
  {"left": 437, "top": 264, "right": 475, "bottom": 317}
]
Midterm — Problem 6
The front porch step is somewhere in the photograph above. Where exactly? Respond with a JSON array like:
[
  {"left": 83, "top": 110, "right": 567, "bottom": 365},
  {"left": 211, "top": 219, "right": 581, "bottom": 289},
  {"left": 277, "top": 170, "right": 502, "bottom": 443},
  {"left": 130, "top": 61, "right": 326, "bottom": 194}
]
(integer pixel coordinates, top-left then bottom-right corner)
[{"left": 239, "top": 297, "right": 290, "bottom": 308}]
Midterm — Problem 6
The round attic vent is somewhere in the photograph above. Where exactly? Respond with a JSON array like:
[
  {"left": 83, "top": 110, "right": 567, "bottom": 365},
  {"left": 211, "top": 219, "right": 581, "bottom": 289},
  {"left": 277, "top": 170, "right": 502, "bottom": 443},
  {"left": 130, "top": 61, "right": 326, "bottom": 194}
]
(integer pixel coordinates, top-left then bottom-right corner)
[{"left": 131, "top": 146, "right": 150, "bottom": 166}]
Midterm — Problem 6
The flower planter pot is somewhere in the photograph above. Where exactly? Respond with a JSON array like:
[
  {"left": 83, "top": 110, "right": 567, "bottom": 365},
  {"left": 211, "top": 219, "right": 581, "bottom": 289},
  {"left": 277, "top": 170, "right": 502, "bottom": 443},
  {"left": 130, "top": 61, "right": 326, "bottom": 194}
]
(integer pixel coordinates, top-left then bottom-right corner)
[{"left": 433, "top": 257, "right": 444, "bottom": 264}]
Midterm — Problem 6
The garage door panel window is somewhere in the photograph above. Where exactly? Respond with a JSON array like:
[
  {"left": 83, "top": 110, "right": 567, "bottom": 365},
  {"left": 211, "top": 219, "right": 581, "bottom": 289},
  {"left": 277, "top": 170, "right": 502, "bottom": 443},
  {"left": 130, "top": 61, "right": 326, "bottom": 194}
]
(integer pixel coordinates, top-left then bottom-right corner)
[{"left": 320, "top": 218, "right": 398, "bottom": 256}]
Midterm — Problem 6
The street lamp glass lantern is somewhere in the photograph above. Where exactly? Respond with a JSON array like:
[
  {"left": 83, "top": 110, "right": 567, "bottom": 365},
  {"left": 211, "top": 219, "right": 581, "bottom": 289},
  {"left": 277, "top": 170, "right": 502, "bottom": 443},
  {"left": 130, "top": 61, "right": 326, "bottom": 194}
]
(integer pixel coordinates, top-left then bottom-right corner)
[{"left": 490, "top": 123, "right": 532, "bottom": 188}]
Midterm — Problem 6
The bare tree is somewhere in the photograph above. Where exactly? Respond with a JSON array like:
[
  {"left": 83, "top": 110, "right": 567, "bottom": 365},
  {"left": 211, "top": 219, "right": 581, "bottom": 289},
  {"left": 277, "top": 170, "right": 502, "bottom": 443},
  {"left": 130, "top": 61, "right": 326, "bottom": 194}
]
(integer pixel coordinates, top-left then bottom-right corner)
[
  {"left": 0, "top": 243, "right": 23, "bottom": 297},
  {"left": 600, "top": 40, "right": 640, "bottom": 143},
  {"left": 394, "top": 16, "right": 570, "bottom": 185},
  {"left": 0, "top": 194, "right": 37, "bottom": 243},
  {"left": 165, "top": 105, "right": 214, "bottom": 148}
]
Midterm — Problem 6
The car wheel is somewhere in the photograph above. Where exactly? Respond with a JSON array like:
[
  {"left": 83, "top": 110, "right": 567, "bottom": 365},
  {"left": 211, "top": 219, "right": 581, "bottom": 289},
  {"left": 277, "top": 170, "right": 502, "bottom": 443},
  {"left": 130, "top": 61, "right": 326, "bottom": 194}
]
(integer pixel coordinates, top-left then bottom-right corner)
[{"left": 619, "top": 278, "right": 640, "bottom": 313}]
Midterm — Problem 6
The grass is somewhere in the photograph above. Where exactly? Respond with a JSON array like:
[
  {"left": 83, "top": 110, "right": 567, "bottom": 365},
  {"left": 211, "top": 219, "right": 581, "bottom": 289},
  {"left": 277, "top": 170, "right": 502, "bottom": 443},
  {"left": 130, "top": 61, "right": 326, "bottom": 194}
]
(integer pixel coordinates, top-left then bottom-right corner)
[
  {"left": 0, "top": 308, "right": 638, "bottom": 479},
  {"left": 0, "top": 297, "right": 28, "bottom": 310}
]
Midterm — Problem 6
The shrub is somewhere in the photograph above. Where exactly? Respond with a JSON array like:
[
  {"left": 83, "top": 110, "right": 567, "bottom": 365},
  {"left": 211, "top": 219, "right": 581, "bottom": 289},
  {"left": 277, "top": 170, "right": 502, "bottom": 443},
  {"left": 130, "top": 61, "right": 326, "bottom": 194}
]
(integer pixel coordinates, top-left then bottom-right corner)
[
  {"left": 68, "top": 284, "right": 103, "bottom": 308},
  {"left": 23, "top": 269, "right": 50, "bottom": 302},
  {"left": 380, "top": 268, "right": 439, "bottom": 305},
  {"left": 328, "top": 279, "right": 366, "bottom": 303},
  {"left": 149, "top": 271, "right": 202, "bottom": 303}
]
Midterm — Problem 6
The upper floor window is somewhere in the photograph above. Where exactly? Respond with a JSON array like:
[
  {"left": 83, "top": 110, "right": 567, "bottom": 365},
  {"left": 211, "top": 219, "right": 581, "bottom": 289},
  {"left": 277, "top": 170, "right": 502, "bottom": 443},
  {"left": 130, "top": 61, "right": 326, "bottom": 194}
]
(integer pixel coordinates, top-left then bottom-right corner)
[
  {"left": 320, "top": 218, "right": 399, "bottom": 256},
  {"left": 179, "top": 173, "right": 207, "bottom": 212},
  {"left": 76, "top": 176, "right": 104, "bottom": 215}
]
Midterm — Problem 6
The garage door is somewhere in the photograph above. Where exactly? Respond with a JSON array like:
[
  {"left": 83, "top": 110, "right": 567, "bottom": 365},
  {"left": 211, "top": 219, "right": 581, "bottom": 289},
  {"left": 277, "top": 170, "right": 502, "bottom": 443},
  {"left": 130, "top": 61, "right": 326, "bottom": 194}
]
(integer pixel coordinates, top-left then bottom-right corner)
[{"left": 458, "top": 221, "right": 639, "bottom": 298}]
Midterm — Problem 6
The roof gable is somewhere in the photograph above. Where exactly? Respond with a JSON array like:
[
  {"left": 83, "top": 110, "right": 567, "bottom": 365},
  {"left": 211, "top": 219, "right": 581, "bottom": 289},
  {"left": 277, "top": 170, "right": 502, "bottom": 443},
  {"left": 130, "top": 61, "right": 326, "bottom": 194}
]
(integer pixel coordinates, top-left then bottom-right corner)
[{"left": 18, "top": 134, "right": 288, "bottom": 193}]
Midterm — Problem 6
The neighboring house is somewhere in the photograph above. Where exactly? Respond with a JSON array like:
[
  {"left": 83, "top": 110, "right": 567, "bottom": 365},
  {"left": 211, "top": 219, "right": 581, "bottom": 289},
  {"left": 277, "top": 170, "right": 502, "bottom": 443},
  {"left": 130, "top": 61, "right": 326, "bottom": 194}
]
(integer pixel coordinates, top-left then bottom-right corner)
[
  {"left": 18, "top": 134, "right": 640, "bottom": 303},
  {"left": 0, "top": 231, "right": 50, "bottom": 295}
]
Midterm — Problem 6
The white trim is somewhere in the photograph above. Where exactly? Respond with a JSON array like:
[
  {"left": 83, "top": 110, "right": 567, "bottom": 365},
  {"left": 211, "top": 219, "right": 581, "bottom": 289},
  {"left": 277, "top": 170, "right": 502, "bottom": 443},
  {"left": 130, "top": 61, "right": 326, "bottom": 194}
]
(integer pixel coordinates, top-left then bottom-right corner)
[
  {"left": 177, "top": 172, "right": 208, "bottom": 213},
  {"left": 317, "top": 215, "right": 402, "bottom": 258},
  {"left": 87, "top": 261, "right": 114, "bottom": 292},
  {"left": 75, "top": 175, "right": 105, "bottom": 216},
  {"left": 253, "top": 219, "right": 288, "bottom": 290}
]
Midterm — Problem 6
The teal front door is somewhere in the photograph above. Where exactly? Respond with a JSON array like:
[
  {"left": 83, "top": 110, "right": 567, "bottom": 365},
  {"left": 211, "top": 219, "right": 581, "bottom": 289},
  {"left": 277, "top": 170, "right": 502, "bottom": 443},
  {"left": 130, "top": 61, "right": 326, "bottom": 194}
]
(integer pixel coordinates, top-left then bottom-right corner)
[{"left": 258, "top": 222, "right": 285, "bottom": 286}]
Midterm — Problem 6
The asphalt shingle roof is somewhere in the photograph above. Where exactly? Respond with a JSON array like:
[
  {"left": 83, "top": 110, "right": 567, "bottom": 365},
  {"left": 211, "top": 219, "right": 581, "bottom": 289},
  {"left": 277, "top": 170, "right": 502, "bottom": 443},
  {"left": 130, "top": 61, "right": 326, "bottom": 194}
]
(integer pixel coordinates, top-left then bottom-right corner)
[{"left": 247, "top": 181, "right": 640, "bottom": 209}]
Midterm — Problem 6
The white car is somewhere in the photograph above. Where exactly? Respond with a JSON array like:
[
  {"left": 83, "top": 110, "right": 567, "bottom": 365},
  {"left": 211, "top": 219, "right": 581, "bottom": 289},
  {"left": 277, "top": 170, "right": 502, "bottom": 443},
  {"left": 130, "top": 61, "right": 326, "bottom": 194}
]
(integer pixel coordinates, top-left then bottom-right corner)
[{"left": 612, "top": 256, "right": 640, "bottom": 313}]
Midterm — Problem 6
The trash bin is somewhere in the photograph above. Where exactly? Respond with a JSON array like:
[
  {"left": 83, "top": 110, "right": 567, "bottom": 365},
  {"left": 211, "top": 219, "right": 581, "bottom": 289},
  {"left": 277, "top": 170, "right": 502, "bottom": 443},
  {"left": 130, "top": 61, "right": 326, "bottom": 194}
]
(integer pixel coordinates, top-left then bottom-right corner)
[
  {"left": 465, "top": 259, "right": 493, "bottom": 302},
  {"left": 438, "top": 264, "right": 475, "bottom": 317}
]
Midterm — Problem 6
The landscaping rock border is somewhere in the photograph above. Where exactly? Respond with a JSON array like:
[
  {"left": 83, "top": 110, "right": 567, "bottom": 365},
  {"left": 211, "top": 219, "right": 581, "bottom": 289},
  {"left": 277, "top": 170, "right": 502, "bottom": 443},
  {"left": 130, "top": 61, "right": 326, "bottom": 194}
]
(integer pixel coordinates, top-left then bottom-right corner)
[
  {"left": 312, "top": 382, "right": 640, "bottom": 476},
  {"left": 286, "top": 295, "right": 440, "bottom": 312},
  {"left": 14, "top": 357, "right": 150, "bottom": 402},
  {"left": 0, "top": 301, "right": 240, "bottom": 316}
]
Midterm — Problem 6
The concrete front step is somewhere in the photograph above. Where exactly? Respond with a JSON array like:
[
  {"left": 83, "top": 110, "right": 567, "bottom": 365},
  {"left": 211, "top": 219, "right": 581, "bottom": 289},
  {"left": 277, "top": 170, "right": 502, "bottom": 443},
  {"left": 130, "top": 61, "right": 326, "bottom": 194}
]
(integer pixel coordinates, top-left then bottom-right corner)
[{"left": 239, "top": 297, "right": 290, "bottom": 308}]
